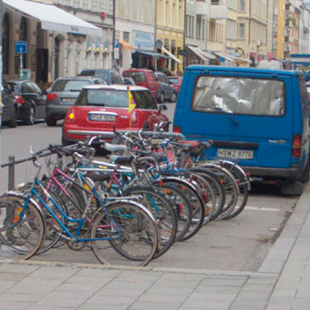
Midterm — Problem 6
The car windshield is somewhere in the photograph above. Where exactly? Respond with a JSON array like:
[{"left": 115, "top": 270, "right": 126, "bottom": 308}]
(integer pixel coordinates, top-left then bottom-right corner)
[
  {"left": 77, "top": 89, "right": 157, "bottom": 109},
  {"left": 52, "top": 80, "right": 91, "bottom": 91}
]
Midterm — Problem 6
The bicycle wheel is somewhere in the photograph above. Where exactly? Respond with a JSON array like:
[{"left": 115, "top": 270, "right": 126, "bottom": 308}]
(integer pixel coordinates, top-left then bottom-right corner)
[
  {"left": 154, "top": 183, "right": 192, "bottom": 242},
  {"left": 124, "top": 185, "right": 177, "bottom": 259},
  {"left": 154, "top": 176, "right": 205, "bottom": 241},
  {"left": 179, "top": 170, "right": 216, "bottom": 225},
  {"left": 199, "top": 163, "right": 238, "bottom": 220},
  {"left": 91, "top": 200, "right": 159, "bottom": 267},
  {"left": 16, "top": 182, "right": 66, "bottom": 254},
  {"left": 0, "top": 193, "right": 45, "bottom": 260},
  {"left": 217, "top": 160, "right": 250, "bottom": 219},
  {"left": 188, "top": 167, "right": 226, "bottom": 222}
]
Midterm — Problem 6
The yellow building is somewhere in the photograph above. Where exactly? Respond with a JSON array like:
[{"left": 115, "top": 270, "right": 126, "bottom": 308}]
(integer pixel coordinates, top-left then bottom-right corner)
[{"left": 156, "top": 0, "right": 184, "bottom": 74}]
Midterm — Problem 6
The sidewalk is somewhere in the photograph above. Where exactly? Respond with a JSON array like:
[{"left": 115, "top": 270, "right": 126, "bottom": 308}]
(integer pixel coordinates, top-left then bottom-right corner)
[{"left": 1, "top": 182, "right": 310, "bottom": 310}]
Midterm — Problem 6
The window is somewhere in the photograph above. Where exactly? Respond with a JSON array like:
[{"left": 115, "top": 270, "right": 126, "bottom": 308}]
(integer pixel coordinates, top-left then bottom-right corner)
[
  {"left": 22, "top": 82, "right": 35, "bottom": 94},
  {"left": 227, "top": 20, "right": 237, "bottom": 40},
  {"left": 51, "top": 80, "right": 91, "bottom": 91},
  {"left": 239, "top": 0, "right": 245, "bottom": 11},
  {"left": 192, "top": 76, "right": 285, "bottom": 116},
  {"left": 238, "top": 23, "right": 245, "bottom": 40},
  {"left": 123, "top": 32, "right": 130, "bottom": 42},
  {"left": 132, "top": 91, "right": 157, "bottom": 109}
]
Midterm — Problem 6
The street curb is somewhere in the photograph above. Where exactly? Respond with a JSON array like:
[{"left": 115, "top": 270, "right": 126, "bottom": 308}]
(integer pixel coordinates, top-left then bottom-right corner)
[
  {"left": 259, "top": 181, "right": 310, "bottom": 274},
  {"left": 0, "top": 259, "right": 277, "bottom": 278}
]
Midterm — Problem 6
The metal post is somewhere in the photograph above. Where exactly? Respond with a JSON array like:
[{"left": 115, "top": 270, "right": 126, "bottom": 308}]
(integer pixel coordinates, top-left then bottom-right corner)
[
  {"left": 8, "top": 156, "right": 15, "bottom": 190},
  {"left": 0, "top": 0, "right": 3, "bottom": 193}
]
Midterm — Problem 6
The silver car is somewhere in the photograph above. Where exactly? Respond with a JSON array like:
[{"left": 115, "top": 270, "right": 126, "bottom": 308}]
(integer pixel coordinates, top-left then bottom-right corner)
[{"left": 45, "top": 76, "right": 107, "bottom": 126}]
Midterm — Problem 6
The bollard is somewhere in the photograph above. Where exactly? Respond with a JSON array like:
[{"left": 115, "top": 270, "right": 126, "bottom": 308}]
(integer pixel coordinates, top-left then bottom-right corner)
[{"left": 8, "top": 155, "right": 15, "bottom": 190}]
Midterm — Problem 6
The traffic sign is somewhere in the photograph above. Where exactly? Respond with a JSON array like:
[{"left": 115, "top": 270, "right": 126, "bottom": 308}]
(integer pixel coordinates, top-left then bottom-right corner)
[
  {"left": 15, "top": 41, "right": 27, "bottom": 54},
  {"left": 114, "top": 39, "right": 119, "bottom": 48}
]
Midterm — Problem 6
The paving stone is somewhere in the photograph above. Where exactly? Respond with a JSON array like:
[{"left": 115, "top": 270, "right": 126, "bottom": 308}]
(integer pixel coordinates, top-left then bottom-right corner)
[
  {"left": 129, "top": 301, "right": 182, "bottom": 310},
  {"left": 0, "top": 300, "right": 34, "bottom": 310},
  {"left": 199, "top": 278, "right": 246, "bottom": 287},
  {"left": 181, "top": 299, "right": 231, "bottom": 309},
  {"left": 186, "top": 292, "right": 236, "bottom": 301},
  {"left": 271, "top": 289, "right": 297, "bottom": 297}
]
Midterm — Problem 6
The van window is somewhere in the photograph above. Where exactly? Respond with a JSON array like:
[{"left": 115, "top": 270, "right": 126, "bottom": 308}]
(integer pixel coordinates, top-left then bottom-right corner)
[{"left": 192, "top": 76, "right": 285, "bottom": 116}]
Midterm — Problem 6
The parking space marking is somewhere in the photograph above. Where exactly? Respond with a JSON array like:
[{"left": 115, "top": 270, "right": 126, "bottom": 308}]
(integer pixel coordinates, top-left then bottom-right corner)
[{"left": 245, "top": 206, "right": 280, "bottom": 212}]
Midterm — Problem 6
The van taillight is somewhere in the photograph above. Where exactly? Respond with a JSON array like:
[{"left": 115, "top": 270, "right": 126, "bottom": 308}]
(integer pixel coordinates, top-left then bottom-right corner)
[
  {"left": 173, "top": 126, "right": 181, "bottom": 133},
  {"left": 291, "top": 134, "right": 301, "bottom": 158},
  {"left": 46, "top": 93, "right": 58, "bottom": 101},
  {"left": 16, "top": 95, "right": 24, "bottom": 104}
]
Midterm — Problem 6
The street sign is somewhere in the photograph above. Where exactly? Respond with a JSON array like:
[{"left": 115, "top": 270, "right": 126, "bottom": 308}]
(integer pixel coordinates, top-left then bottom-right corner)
[
  {"left": 114, "top": 39, "right": 119, "bottom": 48},
  {"left": 15, "top": 41, "right": 27, "bottom": 54}
]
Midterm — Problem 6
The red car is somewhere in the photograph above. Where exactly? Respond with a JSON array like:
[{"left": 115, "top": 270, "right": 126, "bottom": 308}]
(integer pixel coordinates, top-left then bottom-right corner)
[
  {"left": 168, "top": 76, "right": 183, "bottom": 95},
  {"left": 122, "top": 69, "right": 159, "bottom": 99},
  {"left": 62, "top": 84, "right": 169, "bottom": 145}
]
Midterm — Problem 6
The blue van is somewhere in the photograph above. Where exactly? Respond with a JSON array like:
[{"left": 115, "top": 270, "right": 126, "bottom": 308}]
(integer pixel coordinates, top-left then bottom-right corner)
[{"left": 173, "top": 66, "right": 310, "bottom": 186}]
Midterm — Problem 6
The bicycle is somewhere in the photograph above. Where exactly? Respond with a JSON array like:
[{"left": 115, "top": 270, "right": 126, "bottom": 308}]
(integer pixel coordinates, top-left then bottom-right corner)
[{"left": 0, "top": 148, "right": 159, "bottom": 267}]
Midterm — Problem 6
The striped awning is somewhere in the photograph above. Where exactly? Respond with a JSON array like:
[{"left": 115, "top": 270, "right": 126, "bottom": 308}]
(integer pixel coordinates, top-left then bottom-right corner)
[{"left": 120, "top": 41, "right": 134, "bottom": 50}]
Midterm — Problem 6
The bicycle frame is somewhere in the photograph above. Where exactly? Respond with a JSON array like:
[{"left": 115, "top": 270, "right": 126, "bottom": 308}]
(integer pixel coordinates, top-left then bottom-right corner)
[{"left": 30, "top": 176, "right": 121, "bottom": 243}]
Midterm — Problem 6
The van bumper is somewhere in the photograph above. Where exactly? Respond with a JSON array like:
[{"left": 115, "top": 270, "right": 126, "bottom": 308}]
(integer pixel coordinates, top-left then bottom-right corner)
[{"left": 241, "top": 165, "right": 301, "bottom": 180}]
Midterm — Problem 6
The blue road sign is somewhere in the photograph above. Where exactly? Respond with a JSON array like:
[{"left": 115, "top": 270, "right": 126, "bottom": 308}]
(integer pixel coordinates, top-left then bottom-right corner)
[
  {"left": 15, "top": 41, "right": 27, "bottom": 54},
  {"left": 114, "top": 39, "right": 119, "bottom": 48}
]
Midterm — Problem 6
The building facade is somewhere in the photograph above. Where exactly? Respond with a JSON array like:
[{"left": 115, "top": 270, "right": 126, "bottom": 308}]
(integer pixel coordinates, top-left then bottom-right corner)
[
  {"left": 156, "top": 0, "right": 185, "bottom": 74},
  {"left": 115, "top": 0, "right": 156, "bottom": 73},
  {"left": 2, "top": 0, "right": 113, "bottom": 83}
]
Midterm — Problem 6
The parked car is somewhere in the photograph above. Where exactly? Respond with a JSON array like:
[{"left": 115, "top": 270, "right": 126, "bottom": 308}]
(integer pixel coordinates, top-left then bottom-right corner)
[
  {"left": 168, "top": 76, "right": 183, "bottom": 95},
  {"left": 1, "top": 80, "right": 17, "bottom": 128},
  {"left": 122, "top": 69, "right": 159, "bottom": 100},
  {"left": 62, "top": 84, "right": 169, "bottom": 145},
  {"left": 78, "top": 69, "right": 124, "bottom": 85},
  {"left": 173, "top": 65, "right": 310, "bottom": 190},
  {"left": 45, "top": 76, "right": 107, "bottom": 126},
  {"left": 154, "top": 71, "right": 176, "bottom": 103},
  {"left": 7, "top": 80, "right": 46, "bottom": 125}
]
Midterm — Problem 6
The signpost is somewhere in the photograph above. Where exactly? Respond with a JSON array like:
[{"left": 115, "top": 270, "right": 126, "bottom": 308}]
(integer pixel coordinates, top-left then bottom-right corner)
[
  {"left": 114, "top": 39, "right": 119, "bottom": 60},
  {"left": 15, "top": 41, "right": 27, "bottom": 78}
]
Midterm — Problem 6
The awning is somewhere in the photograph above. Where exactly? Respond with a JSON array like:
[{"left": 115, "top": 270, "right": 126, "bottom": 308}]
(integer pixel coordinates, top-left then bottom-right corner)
[
  {"left": 120, "top": 41, "right": 134, "bottom": 50},
  {"left": 161, "top": 47, "right": 182, "bottom": 64},
  {"left": 212, "top": 51, "right": 236, "bottom": 62},
  {"left": 186, "top": 45, "right": 216, "bottom": 62},
  {"left": 3, "top": 0, "right": 102, "bottom": 36},
  {"left": 135, "top": 51, "right": 169, "bottom": 59}
]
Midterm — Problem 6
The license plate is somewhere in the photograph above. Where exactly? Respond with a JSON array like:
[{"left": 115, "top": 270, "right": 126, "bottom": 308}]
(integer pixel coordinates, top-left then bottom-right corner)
[
  {"left": 89, "top": 114, "right": 116, "bottom": 122},
  {"left": 217, "top": 148, "right": 253, "bottom": 160}
]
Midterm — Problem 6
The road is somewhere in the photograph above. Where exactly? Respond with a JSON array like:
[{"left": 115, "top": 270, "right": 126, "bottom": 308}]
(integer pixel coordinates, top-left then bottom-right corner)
[{"left": 0, "top": 107, "right": 301, "bottom": 271}]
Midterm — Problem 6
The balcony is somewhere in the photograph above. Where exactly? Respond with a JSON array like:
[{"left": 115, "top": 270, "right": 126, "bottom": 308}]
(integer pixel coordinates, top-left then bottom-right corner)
[
  {"left": 196, "top": 0, "right": 209, "bottom": 16},
  {"left": 210, "top": 5, "right": 227, "bottom": 19}
]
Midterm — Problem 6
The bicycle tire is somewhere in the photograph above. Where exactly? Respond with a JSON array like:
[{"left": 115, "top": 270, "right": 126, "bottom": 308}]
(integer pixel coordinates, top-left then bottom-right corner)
[
  {"left": 123, "top": 185, "right": 177, "bottom": 259},
  {"left": 188, "top": 167, "right": 226, "bottom": 223},
  {"left": 198, "top": 163, "right": 238, "bottom": 220},
  {"left": 154, "top": 183, "right": 192, "bottom": 242},
  {"left": 153, "top": 176, "right": 205, "bottom": 241},
  {"left": 91, "top": 200, "right": 159, "bottom": 267},
  {"left": 178, "top": 170, "right": 216, "bottom": 225},
  {"left": 0, "top": 192, "right": 46, "bottom": 260},
  {"left": 217, "top": 160, "right": 250, "bottom": 219}
]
